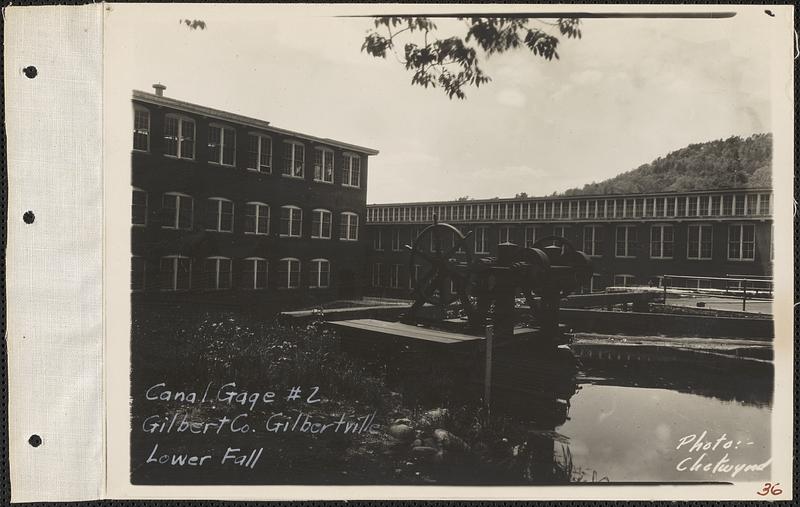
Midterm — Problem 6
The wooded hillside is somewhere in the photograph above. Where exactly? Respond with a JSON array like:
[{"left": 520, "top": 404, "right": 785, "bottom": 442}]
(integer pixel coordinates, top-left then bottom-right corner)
[{"left": 561, "top": 133, "right": 772, "bottom": 196}]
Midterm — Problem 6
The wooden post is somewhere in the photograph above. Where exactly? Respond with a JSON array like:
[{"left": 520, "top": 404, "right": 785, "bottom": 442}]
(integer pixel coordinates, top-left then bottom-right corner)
[
  {"left": 484, "top": 324, "right": 494, "bottom": 411},
  {"left": 742, "top": 280, "right": 747, "bottom": 312}
]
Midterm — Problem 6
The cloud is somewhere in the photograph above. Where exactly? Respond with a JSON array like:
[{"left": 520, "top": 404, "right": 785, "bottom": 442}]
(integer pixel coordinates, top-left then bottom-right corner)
[{"left": 496, "top": 88, "right": 527, "bottom": 107}]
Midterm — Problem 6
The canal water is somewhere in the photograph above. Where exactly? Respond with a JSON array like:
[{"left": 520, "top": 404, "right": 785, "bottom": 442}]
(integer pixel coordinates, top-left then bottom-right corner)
[{"left": 557, "top": 383, "right": 771, "bottom": 482}]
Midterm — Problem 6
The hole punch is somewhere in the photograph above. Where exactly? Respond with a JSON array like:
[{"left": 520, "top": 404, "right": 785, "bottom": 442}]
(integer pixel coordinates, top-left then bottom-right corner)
[
  {"left": 23, "top": 211, "right": 35, "bottom": 224},
  {"left": 22, "top": 66, "right": 37, "bottom": 79},
  {"left": 28, "top": 435, "right": 42, "bottom": 447}
]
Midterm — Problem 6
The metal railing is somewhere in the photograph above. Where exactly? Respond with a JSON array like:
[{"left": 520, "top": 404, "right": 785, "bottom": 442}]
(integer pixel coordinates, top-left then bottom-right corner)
[{"left": 659, "top": 274, "right": 773, "bottom": 312}]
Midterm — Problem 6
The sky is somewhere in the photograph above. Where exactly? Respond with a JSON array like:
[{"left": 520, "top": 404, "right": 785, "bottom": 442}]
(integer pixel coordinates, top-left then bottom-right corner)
[{"left": 107, "top": 4, "right": 774, "bottom": 204}]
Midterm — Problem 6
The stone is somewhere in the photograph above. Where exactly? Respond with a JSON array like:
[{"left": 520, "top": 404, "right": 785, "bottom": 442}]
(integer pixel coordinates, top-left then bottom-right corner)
[
  {"left": 434, "top": 429, "right": 470, "bottom": 452},
  {"left": 388, "top": 424, "right": 415, "bottom": 441}
]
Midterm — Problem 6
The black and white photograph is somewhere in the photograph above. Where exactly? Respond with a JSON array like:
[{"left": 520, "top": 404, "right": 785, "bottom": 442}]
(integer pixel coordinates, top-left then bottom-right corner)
[{"left": 116, "top": 3, "right": 788, "bottom": 491}]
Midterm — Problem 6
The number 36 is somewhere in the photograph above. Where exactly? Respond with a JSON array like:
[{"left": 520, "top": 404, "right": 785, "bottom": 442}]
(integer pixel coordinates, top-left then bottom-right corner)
[{"left": 757, "top": 482, "right": 782, "bottom": 496}]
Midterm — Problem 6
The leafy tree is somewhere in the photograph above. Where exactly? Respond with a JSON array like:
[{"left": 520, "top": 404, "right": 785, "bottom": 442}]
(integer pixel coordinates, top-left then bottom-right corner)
[
  {"left": 362, "top": 17, "right": 581, "bottom": 99},
  {"left": 514, "top": 192, "right": 529, "bottom": 198},
  {"left": 456, "top": 195, "right": 473, "bottom": 201}
]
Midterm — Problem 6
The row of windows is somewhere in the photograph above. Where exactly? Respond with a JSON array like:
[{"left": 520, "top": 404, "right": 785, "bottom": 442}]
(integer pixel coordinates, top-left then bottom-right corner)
[
  {"left": 372, "top": 224, "right": 761, "bottom": 261},
  {"left": 132, "top": 189, "right": 359, "bottom": 240},
  {"left": 131, "top": 256, "right": 332, "bottom": 291},
  {"left": 134, "top": 108, "right": 362, "bottom": 187},
  {"left": 367, "top": 193, "right": 772, "bottom": 223}
]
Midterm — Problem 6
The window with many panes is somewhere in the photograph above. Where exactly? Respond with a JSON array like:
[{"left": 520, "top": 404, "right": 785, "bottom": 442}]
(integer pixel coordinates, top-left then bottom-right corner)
[
  {"left": 132, "top": 188, "right": 147, "bottom": 226},
  {"left": 524, "top": 226, "right": 540, "bottom": 248},
  {"left": 280, "top": 205, "right": 302, "bottom": 237},
  {"left": 131, "top": 256, "right": 146, "bottom": 292},
  {"left": 163, "top": 115, "right": 195, "bottom": 159},
  {"left": 475, "top": 226, "right": 489, "bottom": 254},
  {"left": 582, "top": 225, "right": 603, "bottom": 257},
  {"left": 687, "top": 224, "right": 713, "bottom": 260},
  {"left": 391, "top": 229, "right": 401, "bottom": 251},
  {"left": 372, "top": 229, "right": 383, "bottom": 250},
  {"left": 728, "top": 224, "right": 755, "bottom": 261},
  {"left": 650, "top": 225, "right": 674, "bottom": 259},
  {"left": 309, "top": 259, "right": 330, "bottom": 288},
  {"left": 311, "top": 209, "right": 332, "bottom": 239},
  {"left": 208, "top": 124, "right": 236, "bottom": 165},
  {"left": 389, "top": 264, "right": 401, "bottom": 288},
  {"left": 133, "top": 107, "right": 150, "bottom": 151},
  {"left": 613, "top": 274, "right": 635, "bottom": 287},
  {"left": 160, "top": 256, "right": 192, "bottom": 291},
  {"left": 241, "top": 258, "right": 268, "bottom": 290},
  {"left": 244, "top": 202, "right": 269, "bottom": 235},
  {"left": 372, "top": 263, "right": 382, "bottom": 287},
  {"left": 340, "top": 212, "right": 359, "bottom": 241},
  {"left": 314, "top": 147, "right": 334, "bottom": 183},
  {"left": 247, "top": 134, "right": 272, "bottom": 172},
  {"left": 162, "top": 192, "right": 193, "bottom": 230},
  {"left": 279, "top": 258, "right": 301, "bottom": 288},
  {"left": 499, "top": 226, "right": 513, "bottom": 244},
  {"left": 615, "top": 225, "right": 637, "bottom": 258},
  {"left": 342, "top": 153, "right": 361, "bottom": 187},
  {"left": 204, "top": 257, "right": 232, "bottom": 289},
  {"left": 283, "top": 141, "right": 304, "bottom": 177},
  {"left": 206, "top": 198, "right": 234, "bottom": 232}
]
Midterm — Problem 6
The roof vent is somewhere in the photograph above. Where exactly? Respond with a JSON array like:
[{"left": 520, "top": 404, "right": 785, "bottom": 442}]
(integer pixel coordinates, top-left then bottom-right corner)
[{"left": 152, "top": 83, "right": 166, "bottom": 97}]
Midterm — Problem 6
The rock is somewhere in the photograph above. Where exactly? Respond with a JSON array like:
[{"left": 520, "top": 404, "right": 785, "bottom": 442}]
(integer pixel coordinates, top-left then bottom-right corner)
[
  {"left": 411, "top": 446, "right": 438, "bottom": 457},
  {"left": 393, "top": 418, "right": 413, "bottom": 426},
  {"left": 412, "top": 439, "right": 422, "bottom": 447},
  {"left": 418, "top": 408, "right": 449, "bottom": 428},
  {"left": 434, "top": 429, "right": 470, "bottom": 452},
  {"left": 388, "top": 424, "right": 415, "bottom": 441}
]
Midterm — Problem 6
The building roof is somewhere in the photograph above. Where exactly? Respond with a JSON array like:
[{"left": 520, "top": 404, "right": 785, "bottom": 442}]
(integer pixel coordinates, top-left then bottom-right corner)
[
  {"left": 367, "top": 187, "right": 773, "bottom": 207},
  {"left": 132, "top": 90, "right": 380, "bottom": 156}
]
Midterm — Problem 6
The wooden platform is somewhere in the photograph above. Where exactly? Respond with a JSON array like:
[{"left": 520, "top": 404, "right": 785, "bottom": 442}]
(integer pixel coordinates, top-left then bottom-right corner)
[{"left": 328, "top": 318, "right": 484, "bottom": 348}]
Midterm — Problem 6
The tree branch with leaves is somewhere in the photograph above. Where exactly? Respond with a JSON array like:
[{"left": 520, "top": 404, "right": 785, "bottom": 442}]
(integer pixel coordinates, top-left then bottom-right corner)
[{"left": 362, "top": 17, "right": 582, "bottom": 99}]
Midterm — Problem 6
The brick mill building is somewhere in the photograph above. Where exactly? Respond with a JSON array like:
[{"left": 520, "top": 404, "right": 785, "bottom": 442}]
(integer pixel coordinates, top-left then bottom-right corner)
[
  {"left": 364, "top": 189, "right": 773, "bottom": 297},
  {"left": 130, "top": 86, "right": 378, "bottom": 311}
]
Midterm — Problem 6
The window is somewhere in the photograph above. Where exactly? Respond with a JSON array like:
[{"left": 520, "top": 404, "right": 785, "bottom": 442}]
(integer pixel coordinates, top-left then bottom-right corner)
[
  {"left": 650, "top": 225, "right": 674, "bottom": 259},
  {"left": 242, "top": 258, "right": 268, "bottom": 290},
  {"left": 759, "top": 194, "right": 771, "bottom": 215},
  {"left": 524, "top": 226, "right": 540, "bottom": 248},
  {"left": 582, "top": 225, "right": 603, "bottom": 257},
  {"left": 687, "top": 224, "right": 713, "bottom": 260},
  {"left": 159, "top": 256, "right": 192, "bottom": 291},
  {"left": 728, "top": 224, "right": 755, "bottom": 261},
  {"left": 314, "top": 147, "right": 334, "bottom": 183},
  {"left": 280, "top": 205, "right": 302, "bottom": 238},
  {"left": 475, "top": 226, "right": 489, "bottom": 254},
  {"left": 311, "top": 209, "right": 332, "bottom": 239},
  {"left": 162, "top": 192, "right": 193, "bottom": 230},
  {"left": 409, "top": 264, "right": 420, "bottom": 289},
  {"left": 131, "top": 256, "right": 146, "bottom": 292},
  {"left": 340, "top": 212, "right": 359, "bottom": 241},
  {"left": 391, "top": 229, "right": 401, "bottom": 251},
  {"left": 244, "top": 202, "right": 269, "bottom": 235},
  {"left": 247, "top": 134, "right": 272, "bottom": 173},
  {"left": 615, "top": 225, "right": 637, "bottom": 258},
  {"left": 499, "top": 226, "right": 513, "bottom": 244},
  {"left": 283, "top": 141, "right": 304, "bottom": 178},
  {"left": 132, "top": 188, "right": 148, "bottom": 226},
  {"left": 613, "top": 274, "right": 635, "bottom": 287},
  {"left": 342, "top": 153, "right": 361, "bottom": 187},
  {"left": 389, "top": 264, "right": 401, "bottom": 288},
  {"left": 372, "top": 229, "right": 383, "bottom": 251},
  {"left": 206, "top": 198, "right": 234, "bottom": 232},
  {"left": 133, "top": 107, "right": 150, "bottom": 151},
  {"left": 278, "top": 258, "right": 301, "bottom": 289},
  {"left": 208, "top": 124, "right": 236, "bottom": 165},
  {"left": 163, "top": 115, "right": 195, "bottom": 159},
  {"left": 309, "top": 259, "right": 330, "bottom": 288},
  {"left": 204, "top": 257, "right": 232, "bottom": 290},
  {"left": 372, "top": 263, "right": 382, "bottom": 287},
  {"left": 553, "top": 225, "right": 569, "bottom": 240}
]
